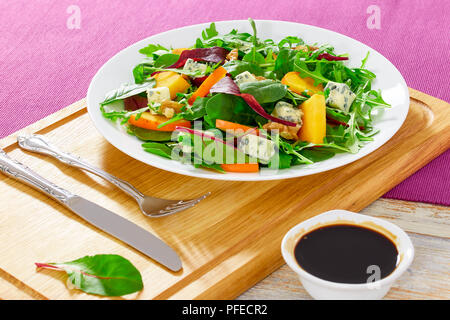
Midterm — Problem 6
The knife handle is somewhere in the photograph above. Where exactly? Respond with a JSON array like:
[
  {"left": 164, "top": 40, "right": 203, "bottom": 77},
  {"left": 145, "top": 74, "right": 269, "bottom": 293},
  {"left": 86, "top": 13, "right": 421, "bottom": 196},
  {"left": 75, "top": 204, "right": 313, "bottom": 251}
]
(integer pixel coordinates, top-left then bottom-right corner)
[
  {"left": 0, "top": 148, "right": 73, "bottom": 204},
  {"left": 17, "top": 135, "right": 144, "bottom": 201}
]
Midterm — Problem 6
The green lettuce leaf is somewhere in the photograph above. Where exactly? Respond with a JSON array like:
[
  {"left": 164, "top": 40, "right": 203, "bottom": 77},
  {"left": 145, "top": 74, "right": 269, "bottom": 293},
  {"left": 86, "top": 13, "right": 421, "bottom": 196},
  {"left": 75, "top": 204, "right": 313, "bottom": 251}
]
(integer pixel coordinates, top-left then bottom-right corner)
[{"left": 35, "top": 254, "right": 143, "bottom": 297}]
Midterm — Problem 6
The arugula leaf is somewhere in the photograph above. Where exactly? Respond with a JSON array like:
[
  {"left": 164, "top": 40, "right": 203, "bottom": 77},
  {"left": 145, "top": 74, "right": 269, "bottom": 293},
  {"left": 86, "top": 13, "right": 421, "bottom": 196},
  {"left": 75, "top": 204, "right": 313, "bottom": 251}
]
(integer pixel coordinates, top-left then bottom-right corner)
[
  {"left": 245, "top": 18, "right": 263, "bottom": 65},
  {"left": 360, "top": 51, "right": 370, "bottom": 68},
  {"left": 242, "top": 51, "right": 266, "bottom": 65},
  {"left": 268, "top": 149, "right": 293, "bottom": 169},
  {"left": 293, "top": 60, "right": 330, "bottom": 86},
  {"left": 100, "top": 80, "right": 155, "bottom": 105},
  {"left": 101, "top": 102, "right": 149, "bottom": 125},
  {"left": 157, "top": 96, "right": 209, "bottom": 129},
  {"left": 273, "top": 135, "right": 314, "bottom": 164},
  {"left": 202, "top": 22, "right": 219, "bottom": 40},
  {"left": 272, "top": 48, "right": 298, "bottom": 79},
  {"left": 278, "top": 35, "right": 304, "bottom": 49},
  {"left": 285, "top": 89, "right": 308, "bottom": 105},
  {"left": 35, "top": 254, "right": 143, "bottom": 297},
  {"left": 139, "top": 44, "right": 168, "bottom": 57}
]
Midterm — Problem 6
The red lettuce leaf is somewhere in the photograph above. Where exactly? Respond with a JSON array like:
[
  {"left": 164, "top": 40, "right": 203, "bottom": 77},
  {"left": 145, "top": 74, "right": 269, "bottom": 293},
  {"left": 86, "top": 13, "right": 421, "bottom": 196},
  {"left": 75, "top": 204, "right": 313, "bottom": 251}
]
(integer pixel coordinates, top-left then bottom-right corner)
[
  {"left": 210, "top": 75, "right": 241, "bottom": 95},
  {"left": 124, "top": 95, "right": 148, "bottom": 111},
  {"left": 190, "top": 75, "right": 209, "bottom": 87},
  {"left": 168, "top": 47, "right": 229, "bottom": 69},
  {"left": 210, "top": 77, "right": 297, "bottom": 127},
  {"left": 317, "top": 52, "right": 349, "bottom": 61}
]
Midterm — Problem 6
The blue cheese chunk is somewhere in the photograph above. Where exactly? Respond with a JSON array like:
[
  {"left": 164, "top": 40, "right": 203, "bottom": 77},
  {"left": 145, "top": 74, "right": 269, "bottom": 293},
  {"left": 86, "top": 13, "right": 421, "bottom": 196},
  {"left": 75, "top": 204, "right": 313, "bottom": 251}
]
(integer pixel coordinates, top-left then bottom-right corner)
[
  {"left": 325, "top": 81, "right": 356, "bottom": 112},
  {"left": 271, "top": 101, "right": 303, "bottom": 124},
  {"left": 238, "top": 135, "right": 276, "bottom": 164},
  {"left": 147, "top": 87, "right": 170, "bottom": 103},
  {"left": 234, "top": 71, "right": 257, "bottom": 86},
  {"left": 237, "top": 41, "right": 252, "bottom": 53},
  {"left": 183, "top": 58, "right": 207, "bottom": 76}
]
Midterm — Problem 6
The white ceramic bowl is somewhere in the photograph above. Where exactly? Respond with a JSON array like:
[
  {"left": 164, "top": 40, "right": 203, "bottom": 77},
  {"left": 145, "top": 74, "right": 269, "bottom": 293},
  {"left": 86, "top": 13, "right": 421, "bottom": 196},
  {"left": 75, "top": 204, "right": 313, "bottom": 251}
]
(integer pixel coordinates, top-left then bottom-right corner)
[
  {"left": 281, "top": 210, "right": 414, "bottom": 300},
  {"left": 86, "top": 19, "right": 410, "bottom": 181}
]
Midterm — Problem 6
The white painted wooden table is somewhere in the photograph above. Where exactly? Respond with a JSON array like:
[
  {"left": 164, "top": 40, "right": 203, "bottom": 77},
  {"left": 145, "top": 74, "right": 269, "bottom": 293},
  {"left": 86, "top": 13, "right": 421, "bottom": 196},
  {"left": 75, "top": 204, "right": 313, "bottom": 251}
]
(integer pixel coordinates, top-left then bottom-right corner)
[{"left": 238, "top": 198, "right": 450, "bottom": 300}]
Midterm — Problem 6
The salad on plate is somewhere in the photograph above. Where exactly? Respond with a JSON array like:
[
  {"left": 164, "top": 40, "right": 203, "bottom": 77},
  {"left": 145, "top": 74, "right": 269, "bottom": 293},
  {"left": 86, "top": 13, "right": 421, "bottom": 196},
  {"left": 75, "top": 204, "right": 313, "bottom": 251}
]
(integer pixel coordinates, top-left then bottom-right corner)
[{"left": 99, "top": 18, "right": 390, "bottom": 173}]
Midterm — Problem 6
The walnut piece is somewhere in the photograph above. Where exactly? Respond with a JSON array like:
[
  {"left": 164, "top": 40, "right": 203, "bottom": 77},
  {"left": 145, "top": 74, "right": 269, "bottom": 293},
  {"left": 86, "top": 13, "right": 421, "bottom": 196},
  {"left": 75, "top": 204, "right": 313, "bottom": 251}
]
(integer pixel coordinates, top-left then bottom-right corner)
[
  {"left": 160, "top": 100, "right": 183, "bottom": 119},
  {"left": 262, "top": 121, "right": 301, "bottom": 140},
  {"left": 226, "top": 48, "right": 238, "bottom": 61},
  {"left": 294, "top": 45, "right": 319, "bottom": 52}
]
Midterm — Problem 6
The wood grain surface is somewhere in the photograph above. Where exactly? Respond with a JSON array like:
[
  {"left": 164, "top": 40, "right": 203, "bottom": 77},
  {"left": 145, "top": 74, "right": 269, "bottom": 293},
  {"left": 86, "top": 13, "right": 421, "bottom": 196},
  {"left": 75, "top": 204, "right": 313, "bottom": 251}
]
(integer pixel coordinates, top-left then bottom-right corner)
[{"left": 0, "top": 88, "right": 448, "bottom": 300}]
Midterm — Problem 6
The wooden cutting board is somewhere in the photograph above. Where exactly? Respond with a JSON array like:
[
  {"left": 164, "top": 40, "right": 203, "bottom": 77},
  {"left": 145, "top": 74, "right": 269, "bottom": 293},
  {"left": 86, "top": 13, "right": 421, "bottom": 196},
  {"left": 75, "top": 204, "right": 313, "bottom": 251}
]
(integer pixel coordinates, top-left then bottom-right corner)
[{"left": 0, "top": 88, "right": 448, "bottom": 300}]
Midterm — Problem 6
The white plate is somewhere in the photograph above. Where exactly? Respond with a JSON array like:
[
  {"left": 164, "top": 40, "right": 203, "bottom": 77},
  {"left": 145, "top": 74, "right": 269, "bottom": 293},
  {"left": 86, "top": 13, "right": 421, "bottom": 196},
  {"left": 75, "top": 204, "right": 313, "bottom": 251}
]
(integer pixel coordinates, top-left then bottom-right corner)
[{"left": 87, "top": 20, "right": 409, "bottom": 181}]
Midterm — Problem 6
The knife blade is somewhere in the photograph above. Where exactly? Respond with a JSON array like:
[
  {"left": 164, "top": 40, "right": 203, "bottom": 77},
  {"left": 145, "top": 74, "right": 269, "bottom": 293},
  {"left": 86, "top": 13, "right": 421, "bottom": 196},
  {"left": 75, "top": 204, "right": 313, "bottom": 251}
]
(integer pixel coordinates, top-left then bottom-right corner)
[
  {"left": 67, "top": 196, "right": 182, "bottom": 271},
  {"left": 0, "top": 148, "right": 182, "bottom": 272}
]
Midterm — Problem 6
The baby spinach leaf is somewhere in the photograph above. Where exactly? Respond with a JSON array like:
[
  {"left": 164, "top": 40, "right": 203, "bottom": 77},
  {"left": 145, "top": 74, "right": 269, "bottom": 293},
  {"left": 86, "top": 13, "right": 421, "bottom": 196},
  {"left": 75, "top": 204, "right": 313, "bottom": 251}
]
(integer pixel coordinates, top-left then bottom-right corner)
[
  {"left": 239, "top": 80, "right": 287, "bottom": 104},
  {"left": 154, "top": 53, "right": 180, "bottom": 68},
  {"left": 299, "top": 148, "right": 336, "bottom": 162},
  {"left": 268, "top": 149, "right": 293, "bottom": 169},
  {"left": 132, "top": 64, "right": 146, "bottom": 84},
  {"left": 194, "top": 161, "right": 225, "bottom": 173},
  {"left": 205, "top": 93, "right": 237, "bottom": 124},
  {"left": 183, "top": 97, "right": 208, "bottom": 120},
  {"left": 177, "top": 129, "right": 251, "bottom": 165},
  {"left": 35, "top": 254, "right": 143, "bottom": 297},
  {"left": 128, "top": 126, "right": 173, "bottom": 141},
  {"left": 242, "top": 51, "right": 266, "bottom": 65},
  {"left": 223, "top": 60, "right": 263, "bottom": 77},
  {"left": 142, "top": 142, "right": 173, "bottom": 159}
]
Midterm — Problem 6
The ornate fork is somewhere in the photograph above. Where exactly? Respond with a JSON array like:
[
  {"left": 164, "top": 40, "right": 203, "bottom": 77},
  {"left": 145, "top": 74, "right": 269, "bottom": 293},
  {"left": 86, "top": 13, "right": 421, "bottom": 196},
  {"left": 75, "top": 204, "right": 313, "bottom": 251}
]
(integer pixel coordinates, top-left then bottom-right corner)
[{"left": 17, "top": 134, "right": 210, "bottom": 217}]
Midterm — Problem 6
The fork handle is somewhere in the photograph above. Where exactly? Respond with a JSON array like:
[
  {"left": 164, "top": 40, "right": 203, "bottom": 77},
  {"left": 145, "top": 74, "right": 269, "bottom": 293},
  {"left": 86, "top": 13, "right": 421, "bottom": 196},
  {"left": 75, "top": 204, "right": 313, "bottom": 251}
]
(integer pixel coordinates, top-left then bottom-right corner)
[
  {"left": 0, "top": 148, "right": 73, "bottom": 204},
  {"left": 17, "top": 135, "right": 144, "bottom": 201}
]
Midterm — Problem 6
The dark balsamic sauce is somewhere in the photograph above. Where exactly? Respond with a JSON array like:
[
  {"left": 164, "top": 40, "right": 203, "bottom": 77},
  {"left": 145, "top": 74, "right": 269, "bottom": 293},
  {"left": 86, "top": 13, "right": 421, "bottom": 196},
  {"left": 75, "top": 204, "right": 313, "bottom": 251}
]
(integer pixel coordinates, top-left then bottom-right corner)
[{"left": 294, "top": 224, "right": 398, "bottom": 284}]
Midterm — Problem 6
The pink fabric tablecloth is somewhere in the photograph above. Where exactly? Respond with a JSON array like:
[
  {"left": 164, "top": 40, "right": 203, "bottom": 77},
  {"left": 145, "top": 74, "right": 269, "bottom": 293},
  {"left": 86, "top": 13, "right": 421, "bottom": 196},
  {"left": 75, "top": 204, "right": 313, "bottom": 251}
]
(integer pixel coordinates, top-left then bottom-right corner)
[{"left": 0, "top": 0, "right": 449, "bottom": 205}]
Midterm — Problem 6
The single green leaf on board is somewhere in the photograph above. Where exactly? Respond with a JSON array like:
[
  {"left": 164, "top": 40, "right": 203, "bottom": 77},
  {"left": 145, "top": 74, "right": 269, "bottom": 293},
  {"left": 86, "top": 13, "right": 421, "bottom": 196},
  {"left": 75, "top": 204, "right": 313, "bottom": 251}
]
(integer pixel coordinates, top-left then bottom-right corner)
[{"left": 35, "top": 254, "right": 143, "bottom": 297}]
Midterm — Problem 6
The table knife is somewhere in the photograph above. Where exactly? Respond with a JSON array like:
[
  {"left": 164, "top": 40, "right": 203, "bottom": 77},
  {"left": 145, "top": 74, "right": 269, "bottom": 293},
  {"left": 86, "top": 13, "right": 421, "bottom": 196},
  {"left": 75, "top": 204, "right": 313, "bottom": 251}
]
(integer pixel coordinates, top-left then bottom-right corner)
[{"left": 0, "top": 148, "right": 182, "bottom": 272}]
